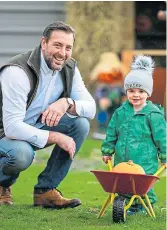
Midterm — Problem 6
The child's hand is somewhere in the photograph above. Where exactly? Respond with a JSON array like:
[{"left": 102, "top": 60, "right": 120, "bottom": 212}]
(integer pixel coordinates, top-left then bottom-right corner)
[
  {"left": 102, "top": 156, "right": 112, "bottom": 164},
  {"left": 162, "top": 162, "right": 167, "bottom": 168}
]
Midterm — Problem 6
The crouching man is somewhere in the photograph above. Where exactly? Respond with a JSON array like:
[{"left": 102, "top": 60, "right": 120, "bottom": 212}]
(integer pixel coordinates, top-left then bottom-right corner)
[{"left": 0, "top": 21, "right": 96, "bottom": 209}]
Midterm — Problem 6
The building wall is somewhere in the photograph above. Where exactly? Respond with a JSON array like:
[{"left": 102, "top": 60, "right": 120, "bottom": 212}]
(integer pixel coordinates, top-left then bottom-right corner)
[
  {"left": 0, "top": 1, "right": 66, "bottom": 65},
  {"left": 66, "top": 1, "right": 134, "bottom": 82}
]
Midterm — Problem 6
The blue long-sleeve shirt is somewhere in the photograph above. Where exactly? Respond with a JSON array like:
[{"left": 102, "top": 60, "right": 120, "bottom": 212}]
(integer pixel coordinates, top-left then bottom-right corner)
[{"left": 0, "top": 52, "right": 96, "bottom": 148}]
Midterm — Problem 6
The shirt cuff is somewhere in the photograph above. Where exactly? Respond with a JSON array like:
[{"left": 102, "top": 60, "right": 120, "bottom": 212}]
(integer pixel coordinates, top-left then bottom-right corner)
[
  {"left": 74, "top": 100, "right": 82, "bottom": 116},
  {"left": 27, "top": 130, "right": 49, "bottom": 148}
]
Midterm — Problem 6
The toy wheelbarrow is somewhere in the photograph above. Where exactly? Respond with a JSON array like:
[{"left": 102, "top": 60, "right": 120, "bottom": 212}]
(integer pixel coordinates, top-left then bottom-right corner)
[{"left": 91, "top": 161, "right": 166, "bottom": 223}]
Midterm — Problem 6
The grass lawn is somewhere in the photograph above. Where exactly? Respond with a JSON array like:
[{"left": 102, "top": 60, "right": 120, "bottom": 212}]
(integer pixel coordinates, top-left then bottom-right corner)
[{"left": 0, "top": 138, "right": 166, "bottom": 230}]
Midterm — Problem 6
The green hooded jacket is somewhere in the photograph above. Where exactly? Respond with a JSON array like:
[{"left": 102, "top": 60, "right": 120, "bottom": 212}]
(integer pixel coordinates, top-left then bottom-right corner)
[{"left": 101, "top": 100, "right": 166, "bottom": 175}]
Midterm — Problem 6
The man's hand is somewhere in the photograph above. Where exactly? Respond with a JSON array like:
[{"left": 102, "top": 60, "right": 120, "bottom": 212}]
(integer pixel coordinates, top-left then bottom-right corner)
[
  {"left": 42, "top": 98, "right": 69, "bottom": 127},
  {"left": 48, "top": 131, "right": 76, "bottom": 160},
  {"left": 102, "top": 156, "right": 112, "bottom": 164}
]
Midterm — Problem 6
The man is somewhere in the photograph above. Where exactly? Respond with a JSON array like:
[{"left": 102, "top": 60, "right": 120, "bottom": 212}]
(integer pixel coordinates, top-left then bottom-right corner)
[{"left": 0, "top": 21, "right": 96, "bottom": 209}]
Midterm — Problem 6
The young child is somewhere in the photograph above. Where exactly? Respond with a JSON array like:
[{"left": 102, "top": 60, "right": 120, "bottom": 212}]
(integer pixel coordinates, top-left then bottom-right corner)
[{"left": 101, "top": 55, "right": 166, "bottom": 214}]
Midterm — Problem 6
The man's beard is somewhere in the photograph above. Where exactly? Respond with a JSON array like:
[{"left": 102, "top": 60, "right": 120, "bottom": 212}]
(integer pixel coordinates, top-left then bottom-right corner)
[
  {"left": 44, "top": 55, "right": 66, "bottom": 71},
  {"left": 45, "top": 57, "right": 53, "bottom": 70}
]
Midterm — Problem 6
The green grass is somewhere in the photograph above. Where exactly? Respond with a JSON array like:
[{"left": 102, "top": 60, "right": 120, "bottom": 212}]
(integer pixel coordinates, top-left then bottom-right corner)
[
  {"left": 35, "top": 138, "right": 103, "bottom": 161},
  {"left": 0, "top": 138, "right": 166, "bottom": 230}
]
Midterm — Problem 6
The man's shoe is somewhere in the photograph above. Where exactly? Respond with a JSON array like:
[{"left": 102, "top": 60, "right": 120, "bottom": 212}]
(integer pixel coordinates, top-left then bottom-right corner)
[
  {"left": 34, "top": 189, "right": 81, "bottom": 209},
  {"left": 0, "top": 186, "right": 13, "bottom": 205}
]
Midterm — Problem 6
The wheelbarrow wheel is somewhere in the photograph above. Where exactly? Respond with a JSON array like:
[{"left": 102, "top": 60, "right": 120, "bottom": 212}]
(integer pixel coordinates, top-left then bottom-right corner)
[{"left": 112, "top": 196, "right": 127, "bottom": 223}]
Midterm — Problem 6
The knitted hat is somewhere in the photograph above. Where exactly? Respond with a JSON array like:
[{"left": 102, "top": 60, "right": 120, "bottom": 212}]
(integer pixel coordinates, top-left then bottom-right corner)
[{"left": 124, "top": 55, "right": 155, "bottom": 96}]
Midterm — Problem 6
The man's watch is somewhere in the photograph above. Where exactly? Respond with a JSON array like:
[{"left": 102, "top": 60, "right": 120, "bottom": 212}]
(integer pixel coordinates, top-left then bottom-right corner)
[{"left": 66, "top": 98, "right": 74, "bottom": 109}]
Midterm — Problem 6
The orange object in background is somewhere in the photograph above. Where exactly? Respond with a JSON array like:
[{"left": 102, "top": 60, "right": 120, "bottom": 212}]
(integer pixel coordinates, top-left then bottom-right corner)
[
  {"left": 89, "top": 52, "right": 124, "bottom": 84},
  {"left": 150, "top": 68, "right": 166, "bottom": 107},
  {"left": 97, "top": 71, "right": 123, "bottom": 84},
  {"left": 112, "top": 160, "right": 145, "bottom": 175}
]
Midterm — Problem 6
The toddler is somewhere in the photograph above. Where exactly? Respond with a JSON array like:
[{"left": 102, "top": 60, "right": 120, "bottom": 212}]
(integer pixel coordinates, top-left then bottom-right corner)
[{"left": 101, "top": 55, "right": 166, "bottom": 214}]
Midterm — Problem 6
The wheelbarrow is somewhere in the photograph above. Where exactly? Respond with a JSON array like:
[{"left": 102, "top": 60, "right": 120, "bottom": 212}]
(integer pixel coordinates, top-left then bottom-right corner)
[{"left": 91, "top": 161, "right": 166, "bottom": 223}]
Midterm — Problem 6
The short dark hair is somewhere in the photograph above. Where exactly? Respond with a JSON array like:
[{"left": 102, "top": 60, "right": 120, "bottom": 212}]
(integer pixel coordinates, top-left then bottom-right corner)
[{"left": 43, "top": 21, "right": 75, "bottom": 42}]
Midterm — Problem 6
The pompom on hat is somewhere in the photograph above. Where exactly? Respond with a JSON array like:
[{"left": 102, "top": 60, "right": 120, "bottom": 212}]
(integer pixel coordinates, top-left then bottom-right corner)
[{"left": 124, "top": 55, "right": 155, "bottom": 96}]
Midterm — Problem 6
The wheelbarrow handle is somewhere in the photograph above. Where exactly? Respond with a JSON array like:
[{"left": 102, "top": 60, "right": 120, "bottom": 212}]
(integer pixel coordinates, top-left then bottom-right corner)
[
  {"left": 154, "top": 164, "right": 166, "bottom": 176},
  {"left": 107, "top": 160, "right": 112, "bottom": 172}
]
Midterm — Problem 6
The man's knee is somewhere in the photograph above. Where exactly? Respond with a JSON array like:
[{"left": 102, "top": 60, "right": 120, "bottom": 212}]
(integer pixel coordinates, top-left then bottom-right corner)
[
  {"left": 71, "top": 118, "right": 90, "bottom": 154},
  {"left": 3, "top": 142, "right": 35, "bottom": 174},
  {"left": 13, "top": 142, "right": 35, "bottom": 171},
  {"left": 74, "top": 117, "right": 90, "bottom": 137}
]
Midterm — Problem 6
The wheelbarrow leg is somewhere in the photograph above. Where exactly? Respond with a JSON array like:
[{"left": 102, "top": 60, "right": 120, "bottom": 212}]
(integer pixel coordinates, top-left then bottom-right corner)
[
  {"left": 124, "top": 195, "right": 153, "bottom": 217},
  {"left": 124, "top": 195, "right": 137, "bottom": 212},
  {"left": 98, "top": 193, "right": 115, "bottom": 218},
  {"left": 137, "top": 195, "right": 153, "bottom": 217},
  {"left": 144, "top": 194, "right": 156, "bottom": 218}
]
